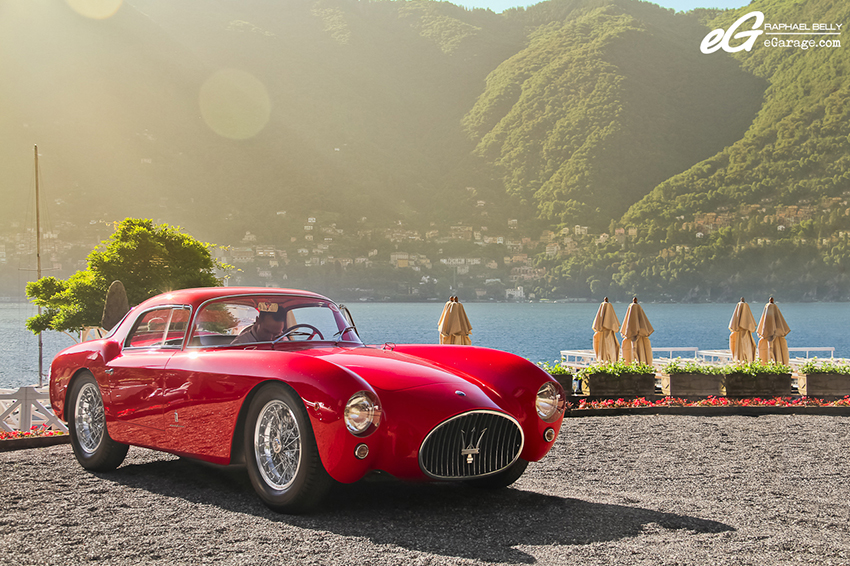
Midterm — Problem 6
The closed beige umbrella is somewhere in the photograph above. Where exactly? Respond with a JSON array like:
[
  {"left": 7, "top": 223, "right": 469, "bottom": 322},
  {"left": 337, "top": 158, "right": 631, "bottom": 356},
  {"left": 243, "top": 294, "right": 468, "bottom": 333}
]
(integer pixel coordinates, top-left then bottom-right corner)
[
  {"left": 757, "top": 297, "right": 790, "bottom": 364},
  {"left": 620, "top": 297, "right": 653, "bottom": 365},
  {"left": 438, "top": 297, "right": 472, "bottom": 345},
  {"left": 592, "top": 298, "right": 620, "bottom": 362},
  {"left": 729, "top": 298, "right": 757, "bottom": 362}
]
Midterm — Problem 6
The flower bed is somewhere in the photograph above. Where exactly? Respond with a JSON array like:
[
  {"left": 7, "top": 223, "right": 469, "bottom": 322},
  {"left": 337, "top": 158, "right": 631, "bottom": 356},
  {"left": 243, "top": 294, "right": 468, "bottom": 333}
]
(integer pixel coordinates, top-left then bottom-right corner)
[
  {"left": 0, "top": 425, "right": 68, "bottom": 452},
  {"left": 567, "top": 395, "right": 850, "bottom": 417},
  {"left": 572, "top": 395, "right": 850, "bottom": 410},
  {"left": 0, "top": 424, "right": 66, "bottom": 441}
]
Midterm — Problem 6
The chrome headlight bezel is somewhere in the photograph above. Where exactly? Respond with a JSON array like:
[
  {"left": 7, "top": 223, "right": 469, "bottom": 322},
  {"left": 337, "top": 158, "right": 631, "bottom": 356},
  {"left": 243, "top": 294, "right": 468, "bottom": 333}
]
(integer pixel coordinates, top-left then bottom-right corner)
[
  {"left": 536, "top": 381, "right": 564, "bottom": 422},
  {"left": 344, "top": 390, "right": 381, "bottom": 436}
]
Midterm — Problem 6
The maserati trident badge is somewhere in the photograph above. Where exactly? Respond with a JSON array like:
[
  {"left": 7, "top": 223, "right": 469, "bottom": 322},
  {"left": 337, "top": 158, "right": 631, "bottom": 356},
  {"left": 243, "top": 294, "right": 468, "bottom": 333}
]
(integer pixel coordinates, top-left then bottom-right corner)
[{"left": 460, "top": 428, "right": 487, "bottom": 464}]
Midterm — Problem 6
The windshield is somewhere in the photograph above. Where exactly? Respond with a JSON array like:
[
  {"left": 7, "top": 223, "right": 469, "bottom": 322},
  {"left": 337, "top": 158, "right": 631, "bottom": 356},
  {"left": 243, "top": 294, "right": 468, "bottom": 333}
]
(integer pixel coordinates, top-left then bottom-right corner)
[{"left": 189, "top": 295, "right": 362, "bottom": 347}]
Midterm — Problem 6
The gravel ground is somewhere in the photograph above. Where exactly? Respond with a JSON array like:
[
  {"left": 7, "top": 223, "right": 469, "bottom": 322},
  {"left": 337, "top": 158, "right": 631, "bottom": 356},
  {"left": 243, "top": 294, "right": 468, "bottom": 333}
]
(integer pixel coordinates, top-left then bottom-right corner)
[{"left": 2, "top": 414, "right": 849, "bottom": 566}]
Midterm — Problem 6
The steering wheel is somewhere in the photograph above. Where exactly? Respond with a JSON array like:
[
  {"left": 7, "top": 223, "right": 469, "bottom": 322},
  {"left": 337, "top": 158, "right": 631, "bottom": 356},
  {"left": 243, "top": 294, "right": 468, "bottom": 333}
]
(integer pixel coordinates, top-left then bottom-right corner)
[{"left": 273, "top": 324, "right": 324, "bottom": 343}]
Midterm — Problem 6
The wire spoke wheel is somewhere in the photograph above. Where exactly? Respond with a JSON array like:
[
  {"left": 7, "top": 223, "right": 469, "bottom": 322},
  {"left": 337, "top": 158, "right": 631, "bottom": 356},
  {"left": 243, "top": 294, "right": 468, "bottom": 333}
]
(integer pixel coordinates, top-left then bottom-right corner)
[
  {"left": 75, "top": 382, "right": 105, "bottom": 454},
  {"left": 244, "top": 383, "right": 333, "bottom": 513},
  {"left": 254, "top": 400, "right": 302, "bottom": 490},
  {"left": 68, "top": 372, "right": 128, "bottom": 472}
]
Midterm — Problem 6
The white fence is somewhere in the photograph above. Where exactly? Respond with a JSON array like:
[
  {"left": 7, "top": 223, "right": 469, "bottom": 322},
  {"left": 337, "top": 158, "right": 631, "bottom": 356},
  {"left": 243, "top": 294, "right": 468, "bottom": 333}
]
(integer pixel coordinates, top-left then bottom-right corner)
[
  {"left": 561, "top": 347, "right": 699, "bottom": 369},
  {"left": 0, "top": 387, "right": 68, "bottom": 433},
  {"left": 561, "top": 346, "right": 837, "bottom": 371}
]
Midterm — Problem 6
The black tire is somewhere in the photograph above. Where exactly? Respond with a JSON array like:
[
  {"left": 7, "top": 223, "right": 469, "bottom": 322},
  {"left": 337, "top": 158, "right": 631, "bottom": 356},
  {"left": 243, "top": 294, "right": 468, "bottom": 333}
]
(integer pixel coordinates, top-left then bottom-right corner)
[
  {"left": 467, "top": 458, "right": 529, "bottom": 489},
  {"left": 67, "top": 372, "right": 128, "bottom": 472},
  {"left": 244, "top": 382, "right": 332, "bottom": 513}
]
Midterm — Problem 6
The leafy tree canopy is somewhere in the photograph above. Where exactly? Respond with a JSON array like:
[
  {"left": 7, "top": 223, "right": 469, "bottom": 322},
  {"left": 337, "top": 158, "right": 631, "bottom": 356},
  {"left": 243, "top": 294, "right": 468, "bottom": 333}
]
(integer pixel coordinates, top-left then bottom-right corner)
[{"left": 26, "top": 219, "right": 222, "bottom": 334}]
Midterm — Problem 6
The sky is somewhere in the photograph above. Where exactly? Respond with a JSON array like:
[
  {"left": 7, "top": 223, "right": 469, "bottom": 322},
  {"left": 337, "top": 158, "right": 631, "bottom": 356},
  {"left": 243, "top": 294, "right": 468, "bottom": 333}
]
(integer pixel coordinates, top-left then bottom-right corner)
[{"left": 456, "top": 0, "right": 751, "bottom": 12}]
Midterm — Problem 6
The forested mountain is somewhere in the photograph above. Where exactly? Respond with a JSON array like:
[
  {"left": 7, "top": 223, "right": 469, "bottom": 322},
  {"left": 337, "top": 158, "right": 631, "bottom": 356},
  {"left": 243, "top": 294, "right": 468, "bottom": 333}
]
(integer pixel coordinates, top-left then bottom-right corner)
[
  {"left": 465, "top": 0, "right": 764, "bottom": 227},
  {"left": 1, "top": 0, "right": 846, "bottom": 300},
  {"left": 602, "top": 0, "right": 850, "bottom": 301},
  {"left": 0, "top": 0, "right": 522, "bottom": 241}
]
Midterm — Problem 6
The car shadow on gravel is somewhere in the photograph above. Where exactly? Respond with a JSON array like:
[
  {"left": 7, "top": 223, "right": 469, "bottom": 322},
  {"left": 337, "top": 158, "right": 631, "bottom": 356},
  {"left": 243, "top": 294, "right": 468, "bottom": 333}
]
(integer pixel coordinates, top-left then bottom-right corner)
[{"left": 102, "top": 455, "right": 734, "bottom": 565}]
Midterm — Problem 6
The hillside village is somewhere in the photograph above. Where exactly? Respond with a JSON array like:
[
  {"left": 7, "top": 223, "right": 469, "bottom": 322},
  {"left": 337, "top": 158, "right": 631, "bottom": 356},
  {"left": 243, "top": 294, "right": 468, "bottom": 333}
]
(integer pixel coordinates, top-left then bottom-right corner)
[
  {"left": 196, "top": 213, "right": 580, "bottom": 301},
  {"left": 0, "top": 208, "right": 594, "bottom": 300},
  {"left": 4, "top": 191, "right": 850, "bottom": 301}
]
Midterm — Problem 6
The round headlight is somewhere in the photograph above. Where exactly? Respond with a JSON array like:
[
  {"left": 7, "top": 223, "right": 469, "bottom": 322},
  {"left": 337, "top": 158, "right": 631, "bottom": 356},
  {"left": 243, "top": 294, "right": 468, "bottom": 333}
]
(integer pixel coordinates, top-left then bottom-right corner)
[
  {"left": 536, "top": 381, "right": 564, "bottom": 422},
  {"left": 344, "top": 391, "right": 381, "bottom": 435}
]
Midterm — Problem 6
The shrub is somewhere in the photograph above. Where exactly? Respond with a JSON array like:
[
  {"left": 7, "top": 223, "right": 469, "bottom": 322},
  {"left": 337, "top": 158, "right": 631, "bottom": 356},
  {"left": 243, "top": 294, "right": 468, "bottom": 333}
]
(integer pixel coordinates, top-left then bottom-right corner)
[
  {"left": 724, "top": 360, "right": 791, "bottom": 376},
  {"left": 536, "top": 360, "right": 573, "bottom": 376},
  {"left": 799, "top": 358, "right": 850, "bottom": 375},
  {"left": 663, "top": 358, "right": 725, "bottom": 375},
  {"left": 576, "top": 360, "right": 654, "bottom": 382}
]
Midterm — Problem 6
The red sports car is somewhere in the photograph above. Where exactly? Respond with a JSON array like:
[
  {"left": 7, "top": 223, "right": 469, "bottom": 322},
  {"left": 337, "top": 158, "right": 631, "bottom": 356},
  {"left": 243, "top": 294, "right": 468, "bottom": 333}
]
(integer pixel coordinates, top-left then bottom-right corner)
[{"left": 50, "top": 287, "right": 566, "bottom": 513}]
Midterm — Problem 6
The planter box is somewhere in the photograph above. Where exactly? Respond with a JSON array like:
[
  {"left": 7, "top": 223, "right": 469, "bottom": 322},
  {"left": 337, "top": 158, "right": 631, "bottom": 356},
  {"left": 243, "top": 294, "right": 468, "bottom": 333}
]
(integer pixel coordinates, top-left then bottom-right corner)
[
  {"left": 720, "top": 372, "right": 792, "bottom": 397},
  {"left": 660, "top": 372, "right": 723, "bottom": 397},
  {"left": 549, "top": 373, "right": 576, "bottom": 395},
  {"left": 581, "top": 372, "right": 656, "bottom": 397},
  {"left": 798, "top": 373, "right": 850, "bottom": 397}
]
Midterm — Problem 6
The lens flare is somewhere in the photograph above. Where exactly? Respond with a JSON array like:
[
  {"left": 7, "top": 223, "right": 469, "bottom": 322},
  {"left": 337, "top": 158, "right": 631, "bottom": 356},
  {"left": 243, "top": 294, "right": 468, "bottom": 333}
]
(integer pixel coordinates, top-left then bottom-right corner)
[
  {"left": 66, "top": 0, "right": 123, "bottom": 20},
  {"left": 199, "top": 69, "right": 271, "bottom": 140}
]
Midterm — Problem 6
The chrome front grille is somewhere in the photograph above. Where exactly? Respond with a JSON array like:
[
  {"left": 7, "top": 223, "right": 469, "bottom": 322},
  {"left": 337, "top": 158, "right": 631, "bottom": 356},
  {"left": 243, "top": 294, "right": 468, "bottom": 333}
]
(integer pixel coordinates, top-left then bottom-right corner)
[{"left": 419, "top": 411, "right": 524, "bottom": 479}]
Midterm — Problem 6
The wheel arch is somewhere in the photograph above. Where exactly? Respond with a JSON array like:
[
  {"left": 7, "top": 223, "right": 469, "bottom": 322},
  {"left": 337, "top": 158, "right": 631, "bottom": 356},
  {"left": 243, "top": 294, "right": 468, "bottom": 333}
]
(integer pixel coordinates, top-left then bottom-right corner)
[{"left": 228, "top": 379, "right": 297, "bottom": 466}]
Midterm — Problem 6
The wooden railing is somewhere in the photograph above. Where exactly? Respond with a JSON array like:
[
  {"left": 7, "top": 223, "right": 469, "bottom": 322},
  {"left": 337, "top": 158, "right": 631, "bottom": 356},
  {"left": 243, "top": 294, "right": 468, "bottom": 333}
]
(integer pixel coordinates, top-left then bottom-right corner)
[{"left": 0, "top": 387, "right": 68, "bottom": 433}]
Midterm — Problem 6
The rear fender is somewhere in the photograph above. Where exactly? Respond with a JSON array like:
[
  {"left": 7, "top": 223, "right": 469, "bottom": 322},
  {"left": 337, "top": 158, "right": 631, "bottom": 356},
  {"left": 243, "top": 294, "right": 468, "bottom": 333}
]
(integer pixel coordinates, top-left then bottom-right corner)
[{"left": 50, "top": 341, "right": 119, "bottom": 421}]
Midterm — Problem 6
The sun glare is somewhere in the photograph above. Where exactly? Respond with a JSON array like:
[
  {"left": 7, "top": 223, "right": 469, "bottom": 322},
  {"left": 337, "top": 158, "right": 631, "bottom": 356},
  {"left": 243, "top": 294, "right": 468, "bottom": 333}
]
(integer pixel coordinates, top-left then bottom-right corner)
[
  {"left": 199, "top": 69, "right": 272, "bottom": 140},
  {"left": 66, "top": 0, "right": 123, "bottom": 20}
]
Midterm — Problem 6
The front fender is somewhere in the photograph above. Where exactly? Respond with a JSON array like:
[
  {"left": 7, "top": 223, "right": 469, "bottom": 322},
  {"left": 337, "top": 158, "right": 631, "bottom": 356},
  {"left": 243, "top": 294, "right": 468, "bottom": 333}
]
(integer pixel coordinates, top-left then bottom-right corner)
[
  {"left": 389, "top": 345, "right": 565, "bottom": 461},
  {"left": 258, "top": 355, "right": 381, "bottom": 483}
]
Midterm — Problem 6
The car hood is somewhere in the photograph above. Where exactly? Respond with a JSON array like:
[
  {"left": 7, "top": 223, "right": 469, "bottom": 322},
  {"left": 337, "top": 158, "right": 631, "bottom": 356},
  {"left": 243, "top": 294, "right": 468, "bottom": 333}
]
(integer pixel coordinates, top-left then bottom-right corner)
[{"left": 303, "top": 346, "right": 480, "bottom": 392}]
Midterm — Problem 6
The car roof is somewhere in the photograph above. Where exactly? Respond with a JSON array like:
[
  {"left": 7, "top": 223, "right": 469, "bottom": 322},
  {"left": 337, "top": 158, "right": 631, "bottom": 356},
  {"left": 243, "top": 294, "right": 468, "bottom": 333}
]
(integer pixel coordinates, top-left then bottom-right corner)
[{"left": 134, "top": 287, "right": 331, "bottom": 310}]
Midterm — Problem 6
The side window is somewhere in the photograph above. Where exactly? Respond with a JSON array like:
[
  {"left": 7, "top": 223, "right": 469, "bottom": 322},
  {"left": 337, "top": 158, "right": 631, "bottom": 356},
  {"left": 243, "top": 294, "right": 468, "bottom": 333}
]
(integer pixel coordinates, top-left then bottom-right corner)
[
  {"left": 125, "top": 307, "right": 191, "bottom": 349},
  {"left": 190, "top": 302, "right": 256, "bottom": 347}
]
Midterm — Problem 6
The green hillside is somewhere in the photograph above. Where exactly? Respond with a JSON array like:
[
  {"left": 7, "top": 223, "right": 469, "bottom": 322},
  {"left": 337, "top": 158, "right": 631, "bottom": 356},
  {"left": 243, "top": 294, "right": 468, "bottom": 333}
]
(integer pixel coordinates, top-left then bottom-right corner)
[
  {"left": 465, "top": 0, "right": 764, "bottom": 228},
  {"left": 602, "top": 0, "right": 850, "bottom": 301}
]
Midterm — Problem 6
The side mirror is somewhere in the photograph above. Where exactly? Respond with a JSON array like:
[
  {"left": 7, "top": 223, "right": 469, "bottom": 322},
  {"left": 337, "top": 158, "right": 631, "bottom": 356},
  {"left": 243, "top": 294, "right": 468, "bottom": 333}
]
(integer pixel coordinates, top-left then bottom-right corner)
[{"left": 102, "top": 340, "right": 121, "bottom": 363}]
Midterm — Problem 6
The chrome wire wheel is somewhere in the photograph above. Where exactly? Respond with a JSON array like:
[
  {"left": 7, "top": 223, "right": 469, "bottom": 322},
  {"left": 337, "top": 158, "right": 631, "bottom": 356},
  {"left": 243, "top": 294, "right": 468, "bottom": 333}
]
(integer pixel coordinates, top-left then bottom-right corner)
[
  {"left": 254, "top": 400, "right": 302, "bottom": 491},
  {"left": 74, "top": 382, "right": 105, "bottom": 454}
]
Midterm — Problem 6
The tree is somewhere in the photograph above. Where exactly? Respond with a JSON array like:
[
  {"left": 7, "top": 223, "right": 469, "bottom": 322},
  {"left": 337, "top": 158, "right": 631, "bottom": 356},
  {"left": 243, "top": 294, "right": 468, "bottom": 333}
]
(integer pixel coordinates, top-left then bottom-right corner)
[{"left": 26, "top": 218, "right": 223, "bottom": 333}]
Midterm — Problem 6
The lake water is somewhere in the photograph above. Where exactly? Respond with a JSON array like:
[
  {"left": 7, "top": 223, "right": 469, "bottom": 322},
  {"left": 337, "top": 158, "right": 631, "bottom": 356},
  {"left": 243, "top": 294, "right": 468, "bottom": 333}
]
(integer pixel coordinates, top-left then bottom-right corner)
[{"left": 2, "top": 301, "right": 848, "bottom": 389}]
